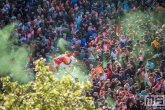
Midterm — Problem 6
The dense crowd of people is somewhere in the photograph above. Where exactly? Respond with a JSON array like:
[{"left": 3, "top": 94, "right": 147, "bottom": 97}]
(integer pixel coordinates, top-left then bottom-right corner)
[{"left": 1, "top": 0, "right": 165, "bottom": 110}]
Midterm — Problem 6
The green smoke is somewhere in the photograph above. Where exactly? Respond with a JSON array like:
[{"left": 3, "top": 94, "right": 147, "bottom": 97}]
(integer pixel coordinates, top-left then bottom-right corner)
[
  {"left": 57, "top": 38, "right": 72, "bottom": 54},
  {"left": 118, "top": 10, "right": 165, "bottom": 63},
  {"left": 116, "top": 9, "right": 165, "bottom": 88},
  {"left": 0, "top": 23, "right": 32, "bottom": 83},
  {"left": 54, "top": 66, "right": 88, "bottom": 82}
]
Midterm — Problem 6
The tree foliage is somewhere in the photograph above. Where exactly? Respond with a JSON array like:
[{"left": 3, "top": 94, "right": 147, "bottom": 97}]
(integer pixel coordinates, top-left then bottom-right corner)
[{"left": 0, "top": 58, "right": 94, "bottom": 110}]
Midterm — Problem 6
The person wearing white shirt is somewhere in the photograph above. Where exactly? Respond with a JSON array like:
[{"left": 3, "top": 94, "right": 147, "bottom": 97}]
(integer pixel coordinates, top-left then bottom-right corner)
[
  {"left": 75, "top": 39, "right": 81, "bottom": 47},
  {"left": 162, "top": 23, "right": 165, "bottom": 28},
  {"left": 144, "top": 71, "right": 150, "bottom": 81},
  {"left": 100, "top": 73, "right": 107, "bottom": 81},
  {"left": 111, "top": 49, "right": 118, "bottom": 59},
  {"left": 152, "top": 101, "right": 159, "bottom": 110},
  {"left": 5, "top": 3, "right": 10, "bottom": 9},
  {"left": 27, "top": 20, "right": 31, "bottom": 27},
  {"left": 48, "top": 5, "right": 55, "bottom": 15},
  {"left": 124, "top": 83, "right": 130, "bottom": 91},
  {"left": 161, "top": 79, "right": 165, "bottom": 92},
  {"left": 87, "top": 52, "right": 95, "bottom": 63},
  {"left": 11, "top": 14, "right": 16, "bottom": 20},
  {"left": 119, "top": 36, "right": 126, "bottom": 44},
  {"left": 17, "top": 22, "right": 23, "bottom": 28},
  {"left": 37, "top": 5, "right": 43, "bottom": 14},
  {"left": 27, "top": 33, "right": 31, "bottom": 41},
  {"left": 19, "top": 35, "right": 27, "bottom": 44},
  {"left": 2, "top": 5, "right": 9, "bottom": 14},
  {"left": 34, "top": 16, "right": 42, "bottom": 25},
  {"left": 139, "top": 48, "right": 145, "bottom": 58},
  {"left": 77, "top": 14, "right": 82, "bottom": 21}
]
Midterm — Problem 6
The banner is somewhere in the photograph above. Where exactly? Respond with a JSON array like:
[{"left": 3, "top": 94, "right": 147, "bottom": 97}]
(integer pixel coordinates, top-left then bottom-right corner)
[{"left": 54, "top": 53, "right": 77, "bottom": 69}]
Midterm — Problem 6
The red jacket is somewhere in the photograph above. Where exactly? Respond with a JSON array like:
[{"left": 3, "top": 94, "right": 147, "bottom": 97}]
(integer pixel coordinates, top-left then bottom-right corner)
[{"left": 107, "top": 69, "right": 112, "bottom": 79}]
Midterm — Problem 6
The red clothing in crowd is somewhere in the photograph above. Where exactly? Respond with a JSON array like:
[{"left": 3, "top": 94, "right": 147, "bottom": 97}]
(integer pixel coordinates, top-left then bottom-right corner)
[
  {"left": 106, "top": 69, "right": 112, "bottom": 79},
  {"left": 102, "top": 44, "right": 110, "bottom": 52}
]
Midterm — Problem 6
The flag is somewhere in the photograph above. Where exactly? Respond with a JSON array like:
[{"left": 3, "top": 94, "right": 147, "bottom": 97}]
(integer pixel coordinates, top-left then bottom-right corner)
[
  {"left": 54, "top": 53, "right": 77, "bottom": 69},
  {"left": 151, "top": 54, "right": 159, "bottom": 59},
  {"left": 146, "top": 78, "right": 152, "bottom": 88},
  {"left": 154, "top": 82, "right": 162, "bottom": 91}
]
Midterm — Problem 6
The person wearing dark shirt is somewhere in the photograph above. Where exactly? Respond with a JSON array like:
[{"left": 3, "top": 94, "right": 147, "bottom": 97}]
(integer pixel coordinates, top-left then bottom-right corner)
[
  {"left": 162, "top": 68, "right": 165, "bottom": 79},
  {"left": 126, "top": 74, "right": 134, "bottom": 86},
  {"left": 129, "top": 98, "right": 141, "bottom": 110},
  {"left": 40, "top": 49, "right": 46, "bottom": 58},
  {"left": 128, "top": 57, "right": 136, "bottom": 71},
  {"left": 30, "top": 11, "right": 35, "bottom": 21},
  {"left": 109, "top": 29, "right": 117, "bottom": 39},
  {"left": 121, "top": 57, "right": 127, "bottom": 69},
  {"left": 106, "top": 88, "right": 113, "bottom": 98},
  {"left": 91, "top": 17, "right": 97, "bottom": 26},
  {"left": 38, "top": 42, "right": 46, "bottom": 50},
  {"left": 139, "top": 82, "right": 145, "bottom": 92},
  {"left": 86, "top": 30, "right": 93, "bottom": 42},
  {"left": 79, "top": 48, "right": 86, "bottom": 60},
  {"left": 93, "top": 92, "right": 99, "bottom": 101},
  {"left": 125, "top": 64, "right": 135, "bottom": 77},
  {"left": 126, "top": 94, "right": 132, "bottom": 109},
  {"left": 110, "top": 80, "right": 116, "bottom": 90},
  {"left": 159, "top": 51, "right": 165, "bottom": 61},
  {"left": 96, "top": 21, "right": 100, "bottom": 30},
  {"left": 87, "top": 36, "right": 93, "bottom": 44},
  {"left": 160, "top": 60, "right": 165, "bottom": 72}
]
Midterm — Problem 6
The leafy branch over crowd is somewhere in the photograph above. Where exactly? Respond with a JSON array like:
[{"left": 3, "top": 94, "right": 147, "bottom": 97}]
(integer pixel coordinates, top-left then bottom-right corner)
[{"left": 0, "top": 58, "right": 94, "bottom": 110}]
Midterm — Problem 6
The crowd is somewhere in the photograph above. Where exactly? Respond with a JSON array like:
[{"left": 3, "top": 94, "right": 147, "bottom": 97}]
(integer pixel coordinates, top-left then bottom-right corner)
[{"left": 1, "top": 0, "right": 165, "bottom": 110}]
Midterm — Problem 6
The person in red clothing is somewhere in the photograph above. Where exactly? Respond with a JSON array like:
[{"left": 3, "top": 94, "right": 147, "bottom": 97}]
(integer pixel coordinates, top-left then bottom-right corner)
[
  {"left": 95, "top": 33, "right": 101, "bottom": 44},
  {"left": 116, "top": 45, "right": 121, "bottom": 55},
  {"left": 99, "top": 87, "right": 106, "bottom": 98},
  {"left": 153, "top": 78, "right": 162, "bottom": 92},
  {"left": 83, "top": 58, "right": 90, "bottom": 68},
  {"left": 88, "top": 40, "right": 95, "bottom": 47},
  {"left": 104, "top": 68, "right": 112, "bottom": 79},
  {"left": 102, "top": 41, "right": 110, "bottom": 53}
]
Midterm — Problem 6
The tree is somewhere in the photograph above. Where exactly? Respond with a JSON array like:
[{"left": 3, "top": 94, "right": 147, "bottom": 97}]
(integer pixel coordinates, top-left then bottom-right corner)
[{"left": 0, "top": 58, "right": 95, "bottom": 110}]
